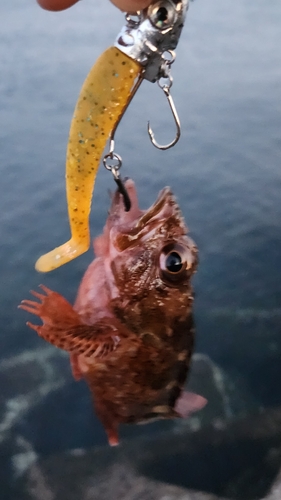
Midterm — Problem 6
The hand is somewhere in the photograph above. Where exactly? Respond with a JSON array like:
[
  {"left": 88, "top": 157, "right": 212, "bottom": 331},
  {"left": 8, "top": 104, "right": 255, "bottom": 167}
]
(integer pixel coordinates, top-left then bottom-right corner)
[{"left": 37, "top": 0, "right": 152, "bottom": 12}]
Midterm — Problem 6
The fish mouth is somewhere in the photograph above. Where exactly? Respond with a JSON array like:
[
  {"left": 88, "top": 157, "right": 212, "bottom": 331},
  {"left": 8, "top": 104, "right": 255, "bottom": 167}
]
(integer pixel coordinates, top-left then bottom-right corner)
[
  {"left": 110, "top": 179, "right": 188, "bottom": 250},
  {"left": 135, "top": 186, "right": 185, "bottom": 232},
  {"left": 108, "top": 178, "right": 140, "bottom": 226}
]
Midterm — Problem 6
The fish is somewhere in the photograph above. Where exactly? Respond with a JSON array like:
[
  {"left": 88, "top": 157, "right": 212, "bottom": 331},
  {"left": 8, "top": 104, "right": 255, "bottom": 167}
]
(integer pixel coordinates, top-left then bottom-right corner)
[{"left": 20, "top": 179, "right": 206, "bottom": 446}]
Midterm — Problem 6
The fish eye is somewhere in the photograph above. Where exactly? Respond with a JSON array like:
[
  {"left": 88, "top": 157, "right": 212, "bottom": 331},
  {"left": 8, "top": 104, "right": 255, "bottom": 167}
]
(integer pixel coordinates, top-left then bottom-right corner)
[
  {"left": 165, "top": 251, "right": 183, "bottom": 274},
  {"left": 148, "top": 0, "right": 176, "bottom": 30},
  {"left": 159, "top": 243, "right": 193, "bottom": 284}
]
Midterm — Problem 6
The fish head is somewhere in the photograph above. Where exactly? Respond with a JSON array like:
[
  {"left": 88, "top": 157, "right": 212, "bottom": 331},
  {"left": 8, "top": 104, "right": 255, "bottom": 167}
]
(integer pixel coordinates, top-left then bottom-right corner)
[{"left": 94, "top": 179, "right": 198, "bottom": 330}]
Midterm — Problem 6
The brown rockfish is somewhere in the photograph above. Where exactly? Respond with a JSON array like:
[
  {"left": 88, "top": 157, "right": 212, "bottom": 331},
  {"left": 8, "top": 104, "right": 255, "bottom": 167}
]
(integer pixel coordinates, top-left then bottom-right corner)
[{"left": 20, "top": 180, "right": 206, "bottom": 445}]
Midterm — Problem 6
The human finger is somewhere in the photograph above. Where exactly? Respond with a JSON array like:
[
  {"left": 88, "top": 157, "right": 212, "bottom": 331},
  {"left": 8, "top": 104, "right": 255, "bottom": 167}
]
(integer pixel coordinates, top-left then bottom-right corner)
[
  {"left": 37, "top": 0, "right": 152, "bottom": 11},
  {"left": 110, "top": 0, "right": 152, "bottom": 11},
  {"left": 36, "top": 0, "right": 80, "bottom": 11}
]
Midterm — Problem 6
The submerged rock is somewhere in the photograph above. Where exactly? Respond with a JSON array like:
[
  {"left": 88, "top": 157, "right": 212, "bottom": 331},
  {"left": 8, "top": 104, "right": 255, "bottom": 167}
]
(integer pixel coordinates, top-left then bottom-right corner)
[
  {"left": 264, "top": 468, "right": 281, "bottom": 500},
  {"left": 22, "top": 459, "right": 225, "bottom": 500},
  {"left": 1, "top": 347, "right": 279, "bottom": 500},
  {"left": 15, "top": 407, "right": 281, "bottom": 500}
]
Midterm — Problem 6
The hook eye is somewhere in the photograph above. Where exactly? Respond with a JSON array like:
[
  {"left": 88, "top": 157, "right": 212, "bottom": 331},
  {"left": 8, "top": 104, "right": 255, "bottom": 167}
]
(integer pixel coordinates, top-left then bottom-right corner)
[{"left": 148, "top": 0, "right": 176, "bottom": 30}]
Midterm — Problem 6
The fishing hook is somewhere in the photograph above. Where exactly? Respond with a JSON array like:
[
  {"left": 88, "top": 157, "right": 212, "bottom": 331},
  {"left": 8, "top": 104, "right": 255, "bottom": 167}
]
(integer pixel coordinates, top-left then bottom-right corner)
[
  {"left": 103, "top": 140, "right": 131, "bottom": 212},
  {"left": 147, "top": 84, "right": 181, "bottom": 150},
  {"left": 147, "top": 51, "right": 181, "bottom": 150}
]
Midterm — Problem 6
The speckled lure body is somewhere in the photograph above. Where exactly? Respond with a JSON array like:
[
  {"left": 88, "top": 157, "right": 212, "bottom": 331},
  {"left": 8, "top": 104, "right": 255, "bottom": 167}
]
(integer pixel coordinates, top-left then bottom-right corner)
[
  {"left": 36, "top": 48, "right": 141, "bottom": 272},
  {"left": 36, "top": 0, "right": 189, "bottom": 272}
]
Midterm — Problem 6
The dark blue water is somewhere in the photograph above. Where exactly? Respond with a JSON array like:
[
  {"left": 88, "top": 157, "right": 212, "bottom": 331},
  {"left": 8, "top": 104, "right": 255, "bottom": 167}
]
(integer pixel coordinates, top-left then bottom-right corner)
[{"left": 1, "top": 0, "right": 281, "bottom": 485}]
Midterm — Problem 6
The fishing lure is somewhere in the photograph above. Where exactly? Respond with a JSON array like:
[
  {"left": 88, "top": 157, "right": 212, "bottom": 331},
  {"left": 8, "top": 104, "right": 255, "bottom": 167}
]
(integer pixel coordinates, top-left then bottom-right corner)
[{"left": 35, "top": 0, "right": 189, "bottom": 273}]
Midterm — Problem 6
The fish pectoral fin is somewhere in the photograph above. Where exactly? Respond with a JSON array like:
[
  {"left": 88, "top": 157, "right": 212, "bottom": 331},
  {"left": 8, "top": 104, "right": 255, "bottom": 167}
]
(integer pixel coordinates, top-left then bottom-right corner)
[
  {"left": 19, "top": 284, "right": 81, "bottom": 327},
  {"left": 174, "top": 391, "right": 207, "bottom": 418},
  {"left": 62, "top": 321, "right": 121, "bottom": 359},
  {"left": 19, "top": 285, "right": 122, "bottom": 358}
]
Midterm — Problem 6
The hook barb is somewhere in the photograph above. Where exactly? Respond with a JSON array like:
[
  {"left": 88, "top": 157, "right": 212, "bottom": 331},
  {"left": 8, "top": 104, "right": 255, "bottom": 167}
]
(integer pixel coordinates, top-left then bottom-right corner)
[{"left": 147, "top": 86, "right": 181, "bottom": 151}]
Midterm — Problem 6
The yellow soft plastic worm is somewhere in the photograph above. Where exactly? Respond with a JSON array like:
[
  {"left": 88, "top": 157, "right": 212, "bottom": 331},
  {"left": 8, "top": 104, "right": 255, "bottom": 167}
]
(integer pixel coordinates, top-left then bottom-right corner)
[
  {"left": 36, "top": 0, "right": 189, "bottom": 272},
  {"left": 36, "top": 48, "right": 141, "bottom": 272}
]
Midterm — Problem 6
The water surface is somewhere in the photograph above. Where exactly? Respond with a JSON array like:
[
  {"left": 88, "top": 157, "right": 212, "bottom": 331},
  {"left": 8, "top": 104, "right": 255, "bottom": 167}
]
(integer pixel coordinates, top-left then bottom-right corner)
[{"left": 0, "top": 0, "right": 281, "bottom": 489}]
